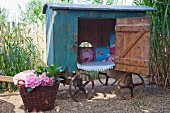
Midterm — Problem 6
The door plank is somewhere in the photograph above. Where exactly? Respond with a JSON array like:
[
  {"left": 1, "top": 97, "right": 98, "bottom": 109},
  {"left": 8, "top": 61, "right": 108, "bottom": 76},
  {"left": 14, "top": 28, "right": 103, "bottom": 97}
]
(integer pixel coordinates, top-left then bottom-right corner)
[
  {"left": 116, "top": 64, "right": 149, "bottom": 75},
  {"left": 118, "top": 31, "right": 145, "bottom": 58},
  {"left": 115, "top": 24, "right": 150, "bottom": 32},
  {"left": 116, "top": 17, "right": 151, "bottom": 25},
  {"left": 141, "top": 32, "right": 150, "bottom": 59},
  {"left": 114, "top": 58, "right": 149, "bottom": 67}
]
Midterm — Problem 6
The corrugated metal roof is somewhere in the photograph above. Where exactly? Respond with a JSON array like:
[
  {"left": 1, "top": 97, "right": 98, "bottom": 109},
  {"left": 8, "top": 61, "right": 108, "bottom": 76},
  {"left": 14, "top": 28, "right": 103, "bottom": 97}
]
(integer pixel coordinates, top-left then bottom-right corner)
[{"left": 43, "top": 3, "right": 155, "bottom": 14}]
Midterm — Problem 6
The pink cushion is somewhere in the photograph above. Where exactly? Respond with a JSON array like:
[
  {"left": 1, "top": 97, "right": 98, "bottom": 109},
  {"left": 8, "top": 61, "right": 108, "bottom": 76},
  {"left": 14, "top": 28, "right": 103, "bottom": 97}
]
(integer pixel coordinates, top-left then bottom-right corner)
[
  {"left": 102, "top": 46, "right": 115, "bottom": 63},
  {"left": 109, "top": 46, "right": 116, "bottom": 62},
  {"left": 78, "top": 47, "right": 95, "bottom": 63},
  {"left": 110, "top": 46, "right": 115, "bottom": 55}
]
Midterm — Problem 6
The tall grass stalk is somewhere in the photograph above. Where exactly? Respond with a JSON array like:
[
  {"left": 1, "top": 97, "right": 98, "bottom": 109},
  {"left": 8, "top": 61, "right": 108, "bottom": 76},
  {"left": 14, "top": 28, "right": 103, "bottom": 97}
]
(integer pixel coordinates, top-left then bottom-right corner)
[
  {"left": 0, "top": 22, "right": 44, "bottom": 90},
  {"left": 0, "top": 7, "right": 8, "bottom": 24},
  {"left": 134, "top": 0, "right": 170, "bottom": 89}
]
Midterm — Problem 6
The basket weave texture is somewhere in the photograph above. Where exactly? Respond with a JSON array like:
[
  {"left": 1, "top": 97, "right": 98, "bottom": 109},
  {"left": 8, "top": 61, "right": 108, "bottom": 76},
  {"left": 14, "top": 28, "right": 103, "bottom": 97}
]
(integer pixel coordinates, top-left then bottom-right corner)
[{"left": 19, "top": 82, "right": 60, "bottom": 112}]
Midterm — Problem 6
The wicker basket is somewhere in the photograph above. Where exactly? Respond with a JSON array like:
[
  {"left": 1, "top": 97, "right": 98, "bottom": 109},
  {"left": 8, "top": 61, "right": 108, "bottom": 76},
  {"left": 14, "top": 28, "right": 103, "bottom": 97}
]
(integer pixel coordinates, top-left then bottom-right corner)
[{"left": 19, "top": 82, "right": 60, "bottom": 112}]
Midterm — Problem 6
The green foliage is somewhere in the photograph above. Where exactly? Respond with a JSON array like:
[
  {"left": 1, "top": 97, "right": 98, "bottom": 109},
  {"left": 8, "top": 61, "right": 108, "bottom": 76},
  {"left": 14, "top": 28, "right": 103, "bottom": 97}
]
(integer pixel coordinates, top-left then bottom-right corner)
[
  {"left": 36, "top": 65, "right": 46, "bottom": 75},
  {"left": 26, "top": 87, "right": 34, "bottom": 93},
  {"left": 17, "top": 0, "right": 127, "bottom": 23},
  {"left": 106, "top": 0, "right": 127, "bottom": 5},
  {"left": 106, "top": 0, "right": 114, "bottom": 5},
  {"left": 19, "top": 0, "right": 45, "bottom": 25},
  {"left": 0, "top": 22, "right": 43, "bottom": 77},
  {"left": 18, "top": 0, "right": 56, "bottom": 25},
  {"left": 134, "top": 0, "right": 170, "bottom": 88},
  {"left": 35, "top": 64, "right": 64, "bottom": 81},
  {"left": 0, "top": 7, "right": 8, "bottom": 24},
  {"left": 45, "top": 64, "right": 63, "bottom": 78},
  {"left": 61, "top": 0, "right": 73, "bottom": 3},
  {"left": 0, "top": 22, "right": 44, "bottom": 91},
  {"left": 132, "top": 98, "right": 144, "bottom": 107},
  {"left": 92, "top": 0, "right": 103, "bottom": 4}
]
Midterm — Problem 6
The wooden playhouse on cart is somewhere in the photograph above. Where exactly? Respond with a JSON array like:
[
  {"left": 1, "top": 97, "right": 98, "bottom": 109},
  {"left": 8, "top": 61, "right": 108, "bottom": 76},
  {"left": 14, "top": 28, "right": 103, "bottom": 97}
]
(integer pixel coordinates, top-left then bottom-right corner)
[{"left": 43, "top": 3, "right": 155, "bottom": 101}]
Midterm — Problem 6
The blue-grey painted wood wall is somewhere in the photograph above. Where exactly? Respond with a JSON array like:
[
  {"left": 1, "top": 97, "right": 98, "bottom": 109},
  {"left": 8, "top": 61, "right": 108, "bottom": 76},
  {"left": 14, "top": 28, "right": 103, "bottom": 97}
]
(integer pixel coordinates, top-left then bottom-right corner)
[
  {"left": 46, "top": 7, "right": 54, "bottom": 65},
  {"left": 46, "top": 9, "right": 147, "bottom": 75}
]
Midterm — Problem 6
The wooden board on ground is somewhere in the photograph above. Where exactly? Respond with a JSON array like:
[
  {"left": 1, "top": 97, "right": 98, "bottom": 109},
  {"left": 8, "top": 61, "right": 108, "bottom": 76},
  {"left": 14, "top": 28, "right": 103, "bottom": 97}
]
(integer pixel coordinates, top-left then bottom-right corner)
[{"left": 0, "top": 75, "right": 13, "bottom": 82}]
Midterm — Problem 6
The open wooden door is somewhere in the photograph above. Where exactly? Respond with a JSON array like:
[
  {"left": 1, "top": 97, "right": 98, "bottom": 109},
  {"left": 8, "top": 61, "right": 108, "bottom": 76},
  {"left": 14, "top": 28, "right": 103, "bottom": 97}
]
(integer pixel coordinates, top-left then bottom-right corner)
[{"left": 114, "top": 17, "right": 151, "bottom": 75}]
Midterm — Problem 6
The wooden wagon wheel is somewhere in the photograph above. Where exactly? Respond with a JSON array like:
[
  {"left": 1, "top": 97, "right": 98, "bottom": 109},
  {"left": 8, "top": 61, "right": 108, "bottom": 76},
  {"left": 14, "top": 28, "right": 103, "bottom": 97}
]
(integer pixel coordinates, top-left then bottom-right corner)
[
  {"left": 117, "top": 73, "right": 144, "bottom": 100},
  {"left": 98, "top": 71, "right": 117, "bottom": 86},
  {"left": 69, "top": 73, "right": 94, "bottom": 102}
]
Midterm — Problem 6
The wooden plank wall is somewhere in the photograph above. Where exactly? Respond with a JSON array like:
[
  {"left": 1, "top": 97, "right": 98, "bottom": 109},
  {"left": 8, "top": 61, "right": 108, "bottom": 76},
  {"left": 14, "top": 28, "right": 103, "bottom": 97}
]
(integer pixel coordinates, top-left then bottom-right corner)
[{"left": 78, "top": 18, "right": 116, "bottom": 47}]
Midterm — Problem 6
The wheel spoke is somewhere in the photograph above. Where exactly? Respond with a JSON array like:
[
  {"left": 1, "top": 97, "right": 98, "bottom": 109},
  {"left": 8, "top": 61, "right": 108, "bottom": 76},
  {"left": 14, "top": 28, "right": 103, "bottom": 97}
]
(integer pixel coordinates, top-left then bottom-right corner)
[
  {"left": 133, "top": 83, "right": 143, "bottom": 87},
  {"left": 120, "top": 85, "right": 129, "bottom": 89},
  {"left": 98, "top": 71, "right": 117, "bottom": 85},
  {"left": 111, "top": 80, "right": 117, "bottom": 86},
  {"left": 69, "top": 73, "right": 94, "bottom": 102},
  {"left": 117, "top": 73, "right": 145, "bottom": 100},
  {"left": 129, "top": 73, "right": 133, "bottom": 84},
  {"left": 73, "top": 89, "right": 79, "bottom": 96},
  {"left": 105, "top": 76, "right": 109, "bottom": 85},
  {"left": 83, "top": 81, "right": 90, "bottom": 87},
  {"left": 130, "top": 88, "right": 134, "bottom": 98},
  {"left": 82, "top": 88, "right": 88, "bottom": 98}
]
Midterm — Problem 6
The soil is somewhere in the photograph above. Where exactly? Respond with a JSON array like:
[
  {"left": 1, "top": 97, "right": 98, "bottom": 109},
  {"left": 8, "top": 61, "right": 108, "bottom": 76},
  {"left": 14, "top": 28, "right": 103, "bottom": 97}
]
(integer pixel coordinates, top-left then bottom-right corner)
[{"left": 0, "top": 77, "right": 170, "bottom": 113}]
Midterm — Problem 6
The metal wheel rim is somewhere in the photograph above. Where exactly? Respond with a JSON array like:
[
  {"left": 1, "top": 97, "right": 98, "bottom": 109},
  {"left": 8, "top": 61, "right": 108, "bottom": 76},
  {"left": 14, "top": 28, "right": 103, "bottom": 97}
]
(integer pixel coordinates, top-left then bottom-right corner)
[
  {"left": 69, "top": 73, "right": 94, "bottom": 102},
  {"left": 117, "top": 73, "right": 144, "bottom": 100},
  {"left": 98, "top": 72, "right": 117, "bottom": 86}
]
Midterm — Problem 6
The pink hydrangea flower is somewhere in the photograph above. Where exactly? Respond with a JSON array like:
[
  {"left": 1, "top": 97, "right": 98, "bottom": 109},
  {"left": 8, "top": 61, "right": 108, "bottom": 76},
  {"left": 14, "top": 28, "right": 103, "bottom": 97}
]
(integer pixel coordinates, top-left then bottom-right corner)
[
  {"left": 13, "top": 70, "right": 56, "bottom": 91},
  {"left": 25, "top": 76, "right": 42, "bottom": 89},
  {"left": 39, "top": 72, "right": 55, "bottom": 86},
  {"left": 13, "top": 70, "right": 36, "bottom": 85}
]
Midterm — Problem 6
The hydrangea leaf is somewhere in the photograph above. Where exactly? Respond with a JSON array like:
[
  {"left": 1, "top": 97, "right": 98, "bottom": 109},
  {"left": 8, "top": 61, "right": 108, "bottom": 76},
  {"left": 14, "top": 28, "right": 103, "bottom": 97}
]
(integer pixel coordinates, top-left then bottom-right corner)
[
  {"left": 26, "top": 87, "right": 33, "bottom": 93},
  {"left": 55, "top": 76, "right": 64, "bottom": 81}
]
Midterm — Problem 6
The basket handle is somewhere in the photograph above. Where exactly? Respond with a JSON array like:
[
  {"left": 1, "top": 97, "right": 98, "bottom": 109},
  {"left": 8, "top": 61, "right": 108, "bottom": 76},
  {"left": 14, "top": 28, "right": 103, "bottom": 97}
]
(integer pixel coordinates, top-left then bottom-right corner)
[{"left": 17, "top": 80, "right": 25, "bottom": 87}]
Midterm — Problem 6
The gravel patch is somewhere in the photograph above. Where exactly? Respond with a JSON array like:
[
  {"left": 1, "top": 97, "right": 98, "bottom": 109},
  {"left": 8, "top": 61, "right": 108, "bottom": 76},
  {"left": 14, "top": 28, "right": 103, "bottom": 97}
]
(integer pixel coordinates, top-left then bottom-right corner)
[{"left": 0, "top": 78, "right": 170, "bottom": 113}]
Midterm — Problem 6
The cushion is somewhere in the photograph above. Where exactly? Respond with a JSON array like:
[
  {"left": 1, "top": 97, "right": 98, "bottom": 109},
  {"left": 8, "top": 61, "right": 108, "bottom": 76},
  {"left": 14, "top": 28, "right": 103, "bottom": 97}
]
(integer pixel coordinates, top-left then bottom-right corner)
[
  {"left": 110, "top": 46, "right": 115, "bottom": 55},
  {"left": 110, "top": 31, "right": 116, "bottom": 48},
  {"left": 109, "top": 31, "right": 116, "bottom": 62},
  {"left": 77, "top": 47, "right": 95, "bottom": 63},
  {"left": 95, "top": 46, "right": 110, "bottom": 61}
]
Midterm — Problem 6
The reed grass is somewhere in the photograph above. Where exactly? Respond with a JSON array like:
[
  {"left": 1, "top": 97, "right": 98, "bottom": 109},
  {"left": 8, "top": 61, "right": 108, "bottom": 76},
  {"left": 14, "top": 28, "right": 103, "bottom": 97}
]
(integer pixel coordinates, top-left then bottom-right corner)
[
  {"left": 0, "top": 22, "right": 44, "bottom": 90},
  {"left": 0, "top": 7, "right": 8, "bottom": 24},
  {"left": 134, "top": 0, "right": 170, "bottom": 89}
]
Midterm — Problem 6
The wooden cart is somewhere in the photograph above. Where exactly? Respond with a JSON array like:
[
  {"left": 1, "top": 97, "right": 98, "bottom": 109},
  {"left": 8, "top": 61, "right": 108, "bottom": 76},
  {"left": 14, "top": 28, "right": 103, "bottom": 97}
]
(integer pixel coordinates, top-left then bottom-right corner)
[{"left": 43, "top": 3, "right": 155, "bottom": 101}]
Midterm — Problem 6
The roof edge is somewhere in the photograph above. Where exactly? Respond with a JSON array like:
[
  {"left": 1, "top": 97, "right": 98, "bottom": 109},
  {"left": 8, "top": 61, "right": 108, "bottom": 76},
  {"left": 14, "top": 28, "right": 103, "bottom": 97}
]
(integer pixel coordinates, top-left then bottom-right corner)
[
  {"left": 43, "top": 2, "right": 53, "bottom": 14},
  {"left": 43, "top": 3, "right": 155, "bottom": 14}
]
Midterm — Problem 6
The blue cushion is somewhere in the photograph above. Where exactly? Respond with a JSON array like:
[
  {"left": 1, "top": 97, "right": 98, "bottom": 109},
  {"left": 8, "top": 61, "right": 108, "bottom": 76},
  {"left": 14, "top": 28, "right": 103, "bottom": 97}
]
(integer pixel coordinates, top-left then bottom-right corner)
[
  {"left": 95, "top": 46, "right": 110, "bottom": 61},
  {"left": 110, "top": 31, "right": 116, "bottom": 48}
]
